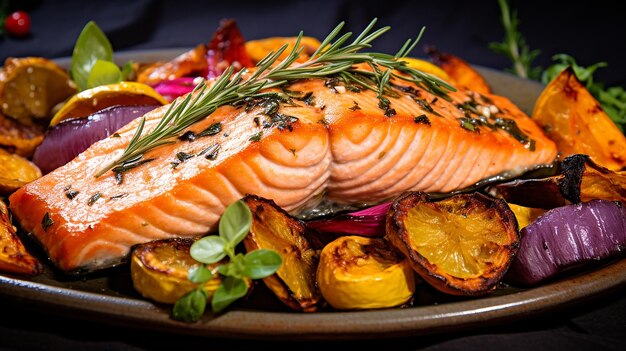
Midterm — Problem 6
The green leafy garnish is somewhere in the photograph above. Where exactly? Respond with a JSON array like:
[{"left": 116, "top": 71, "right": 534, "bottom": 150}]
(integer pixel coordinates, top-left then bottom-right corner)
[
  {"left": 489, "top": 0, "right": 541, "bottom": 79},
  {"left": 172, "top": 200, "right": 282, "bottom": 322},
  {"left": 70, "top": 21, "right": 134, "bottom": 91}
]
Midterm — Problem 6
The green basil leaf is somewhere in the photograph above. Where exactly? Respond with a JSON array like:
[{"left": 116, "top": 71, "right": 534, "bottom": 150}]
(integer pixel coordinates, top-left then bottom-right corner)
[
  {"left": 211, "top": 276, "right": 248, "bottom": 313},
  {"left": 188, "top": 265, "right": 213, "bottom": 284},
  {"left": 216, "top": 253, "right": 245, "bottom": 279},
  {"left": 86, "top": 60, "right": 122, "bottom": 89},
  {"left": 71, "top": 21, "right": 113, "bottom": 91},
  {"left": 219, "top": 200, "right": 252, "bottom": 245},
  {"left": 172, "top": 288, "right": 208, "bottom": 322},
  {"left": 190, "top": 236, "right": 227, "bottom": 264},
  {"left": 121, "top": 60, "right": 135, "bottom": 81},
  {"left": 242, "top": 249, "right": 282, "bottom": 279}
]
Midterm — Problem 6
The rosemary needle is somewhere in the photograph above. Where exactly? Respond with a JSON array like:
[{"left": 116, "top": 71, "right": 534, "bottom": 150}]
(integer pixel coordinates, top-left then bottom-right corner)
[{"left": 95, "top": 18, "right": 455, "bottom": 177}]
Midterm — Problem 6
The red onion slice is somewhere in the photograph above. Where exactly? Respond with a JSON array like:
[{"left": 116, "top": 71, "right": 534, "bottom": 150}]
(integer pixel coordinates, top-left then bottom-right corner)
[
  {"left": 505, "top": 200, "right": 626, "bottom": 286},
  {"left": 306, "top": 202, "right": 392, "bottom": 237},
  {"left": 32, "top": 104, "right": 159, "bottom": 174}
]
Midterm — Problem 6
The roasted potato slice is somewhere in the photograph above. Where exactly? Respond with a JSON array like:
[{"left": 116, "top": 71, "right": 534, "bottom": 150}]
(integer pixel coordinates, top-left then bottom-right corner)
[
  {"left": 317, "top": 235, "right": 415, "bottom": 310},
  {"left": 386, "top": 192, "right": 519, "bottom": 296},
  {"left": 488, "top": 154, "right": 626, "bottom": 209},
  {"left": 0, "top": 57, "right": 76, "bottom": 125},
  {"left": 0, "top": 200, "right": 43, "bottom": 275},
  {"left": 532, "top": 67, "right": 626, "bottom": 170},
  {"left": 0, "top": 113, "right": 44, "bottom": 158},
  {"left": 0, "top": 148, "right": 42, "bottom": 196},
  {"left": 427, "top": 49, "right": 491, "bottom": 94},
  {"left": 131, "top": 238, "right": 222, "bottom": 304},
  {"left": 243, "top": 195, "right": 321, "bottom": 312}
]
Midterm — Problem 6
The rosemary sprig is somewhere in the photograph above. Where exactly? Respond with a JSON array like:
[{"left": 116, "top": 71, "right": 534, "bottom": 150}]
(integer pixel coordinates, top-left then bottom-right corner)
[
  {"left": 95, "top": 18, "right": 455, "bottom": 177},
  {"left": 489, "top": 0, "right": 541, "bottom": 79}
]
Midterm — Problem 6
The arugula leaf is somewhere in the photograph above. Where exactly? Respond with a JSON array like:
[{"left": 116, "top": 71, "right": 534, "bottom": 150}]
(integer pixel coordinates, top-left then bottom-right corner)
[
  {"left": 86, "top": 60, "right": 122, "bottom": 89},
  {"left": 172, "top": 288, "right": 208, "bottom": 322},
  {"left": 71, "top": 21, "right": 114, "bottom": 91},
  {"left": 211, "top": 276, "right": 248, "bottom": 313}
]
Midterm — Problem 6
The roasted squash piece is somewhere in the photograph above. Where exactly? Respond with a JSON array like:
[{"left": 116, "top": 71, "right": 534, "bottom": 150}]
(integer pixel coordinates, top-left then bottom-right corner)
[
  {"left": 427, "top": 49, "right": 491, "bottom": 94},
  {"left": 0, "top": 113, "right": 44, "bottom": 157},
  {"left": 0, "top": 200, "right": 43, "bottom": 275},
  {"left": 488, "top": 154, "right": 626, "bottom": 209},
  {"left": 245, "top": 36, "right": 322, "bottom": 64},
  {"left": 137, "top": 44, "right": 208, "bottom": 85},
  {"left": 0, "top": 148, "right": 42, "bottom": 196},
  {"left": 130, "top": 238, "right": 222, "bottom": 304},
  {"left": 317, "top": 235, "right": 415, "bottom": 310},
  {"left": 0, "top": 57, "right": 76, "bottom": 125},
  {"left": 243, "top": 195, "right": 321, "bottom": 312},
  {"left": 386, "top": 192, "right": 519, "bottom": 296},
  {"left": 532, "top": 67, "right": 626, "bottom": 170},
  {"left": 507, "top": 203, "right": 546, "bottom": 229}
]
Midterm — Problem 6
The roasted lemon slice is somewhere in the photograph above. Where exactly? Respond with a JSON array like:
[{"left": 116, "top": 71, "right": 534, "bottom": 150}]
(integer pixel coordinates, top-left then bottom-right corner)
[
  {"left": 131, "top": 238, "right": 222, "bottom": 304},
  {"left": 400, "top": 57, "right": 452, "bottom": 83},
  {"left": 0, "top": 57, "right": 76, "bottom": 125},
  {"left": 245, "top": 36, "right": 322, "bottom": 64},
  {"left": 508, "top": 203, "right": 545, "bottom": 229},
  {"left": 50, "top": 81, "right": 167, "bottom": 126},
  {"left": 386, "top": 192, "right": 519, "bottom": 296},
  {"left": 0, "top": 148, "right": 42, "bottom": 196},
  {"left": 317, "top": 235, "right": 415, "bottom": 310}
]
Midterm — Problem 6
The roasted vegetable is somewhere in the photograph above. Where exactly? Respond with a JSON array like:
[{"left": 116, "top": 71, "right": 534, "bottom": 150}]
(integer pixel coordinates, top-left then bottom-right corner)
[
  {"left": 0, "top": 113, "right": 44, "bottom": 158},
  {"left": 306, "top": 202, "right": 391, "bottom": 237},
  {"left": 137, "top": 44, "right": 209, "bottom": 86},
  {"left": 0, "top": 200, "right": 43, "bottom": 275},
  {"left": 427, "top": 48, "right": 491, "bottom": 94},
  {"left": 245, "top": 36, "right": 322, "bottom": 64},
  {"left": 130, "top": 238, "right": 222, "bottom": 304},
  {"left": 400, "top": 57, "right": 452, "bottom": 83},
  {"left": 386, "top": 192, "right": 519, "bottom": 296},
  {"left": 488, "top": 154, "right": 626, "bottom": 209},
  {"left": 506, "top": 200, "right": 626, "bottom": 286},
  {"left": 532, "top": 67, "right": 626, "bottom": 170},
  {"left": 0, "top": 57, "right": 76, "bottom": 125},
  {"left": 49, "top": 82, "right": 167, "bottom": 126},
  {"left": 243, "top": 195, "right": 321, "bottom": 311},
  {"left": 32, "top": 104, "right": 160, "bottom": 174},
  {"left": 205, "top": 19, "right": 254, "bottom": 78},
  {"left": 507, "top": 203, "right": 545, "bottom": 229},
  {"left": 317, "top": 235, "right": 415, "bottom": 310},
  {"left": 0, "top": 148, "right": 42, "bottom": 196}
]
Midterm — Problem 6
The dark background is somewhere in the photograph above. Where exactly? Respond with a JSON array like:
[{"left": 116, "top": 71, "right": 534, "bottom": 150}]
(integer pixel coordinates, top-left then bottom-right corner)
[{"left": 1, "top": 1, "right": 626, "bottom": 350}]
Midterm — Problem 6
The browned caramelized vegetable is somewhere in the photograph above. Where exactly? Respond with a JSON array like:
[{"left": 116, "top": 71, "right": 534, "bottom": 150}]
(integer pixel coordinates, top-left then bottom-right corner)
[
  {"left": 488, "top": 154, "right": 626, "bottom": 209},
  {"left": 0, "top": 113, "right": 44, "bottom": 157},
  {"left": 137, "top": 44, "right": 209, "bottom": 86},
  {"left": 243, "top": 195, "right": 321, "bottom": 311},
  {"left": 245, "top": 36, "right": 322, "bottom": 64},
  {"left": 130, "top": 238, "right": 222, "bottom": 304},
  {"left": 427, "top": 48, "right": 491, "bottom": 94},
  {"left": 0, "top": 148, "right": 42, "bottom": 196},
  {"left": 0, "top": 200, "right": 43, "bottom": 275},
  {"left": 317, "top": 236, "right": 415, "bottom": 310},
  {"left": 386, "top": 192, "right": 519, "bottom": 296},
  {"left": 0, "top": 57, "right": 76, "bottom": 125},
  {"left": 532, "top": 67, "right": 626, "bottom": 170}
]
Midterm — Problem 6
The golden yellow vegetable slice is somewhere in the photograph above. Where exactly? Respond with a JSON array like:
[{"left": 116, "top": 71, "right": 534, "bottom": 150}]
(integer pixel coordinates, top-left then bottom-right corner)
[
  {"left": 532, "top": 67, "right": 626, "bottom": 170},
  {"left": 0, "top": 148, "right": 42, "bottom": 196},
  {"left": 317, "top": 235, "right": 415, "bottom": 310},
  {"left": 386, "top": 192, "right": 519, "bottom": 296},
  {"left": 0, "top": 57, "right": 77, "bottom": 125},
  {"left": 508, "top": 203, "right": 546, "bottom": 229},
  {"left": 130, "top": 238, "right": 222, "bottom": 304},
  {"left": 0, "top": 200, "right": 43, "bottom": 275},
  {"left": 50, "top": 81, "right": 168, "bottom": 126},
  {"left": 400, "top": 57, "right": 452, "bottom": 83},
  {"left": 0, "top": 113, "right": 44, "bottom": 158},
  {"left": 243, "top": 195, "right": 321, "bottom": 312}
]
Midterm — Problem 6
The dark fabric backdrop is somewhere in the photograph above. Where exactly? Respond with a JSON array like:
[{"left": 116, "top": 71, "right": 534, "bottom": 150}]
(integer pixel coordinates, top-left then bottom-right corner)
[{"left": 1, "top": 1, "right": 626, "bottom": 350}]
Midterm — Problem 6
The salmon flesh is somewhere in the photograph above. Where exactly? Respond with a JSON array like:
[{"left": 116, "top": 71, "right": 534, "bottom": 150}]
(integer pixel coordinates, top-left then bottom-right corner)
[{"left": 9, "top": 78, "right": 557, "bottom": 272}]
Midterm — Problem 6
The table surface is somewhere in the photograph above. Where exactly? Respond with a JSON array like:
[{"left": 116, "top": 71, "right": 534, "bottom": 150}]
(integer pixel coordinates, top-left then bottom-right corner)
[{"left": 1, "top": 1, "right": 626, "bottom": 350}]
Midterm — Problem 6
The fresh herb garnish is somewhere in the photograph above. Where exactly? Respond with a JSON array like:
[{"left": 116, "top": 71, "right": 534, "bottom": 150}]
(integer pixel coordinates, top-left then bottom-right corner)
[
  {"left": 489, "top": 0, "right": 541, "bottom": 79},
  {"left": 41, "top": 212, "right": 53, "bottom": 231},
  {"left": 249, "top": 131, "right": 263, "bottom": 142},
  {"left": 88, "top": 192, "right": 102, "bottom": 206},
  {"left": 71, "top": 21, "right": 134, "bottom": 91},
  {"left": 65, "top": 190, "right": 79, "bottom": 200},
  {"left": 172, "top": 201, "right": 282, "bottom": 321},
  {"left": 95, "top": 19, "right": 455, "bottom": 177}
]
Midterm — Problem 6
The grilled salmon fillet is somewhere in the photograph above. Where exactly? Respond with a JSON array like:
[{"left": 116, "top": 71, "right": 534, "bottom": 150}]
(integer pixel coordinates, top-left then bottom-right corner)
[{"left": 9, "top": 78, "right": 557, "bottom": 272}]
